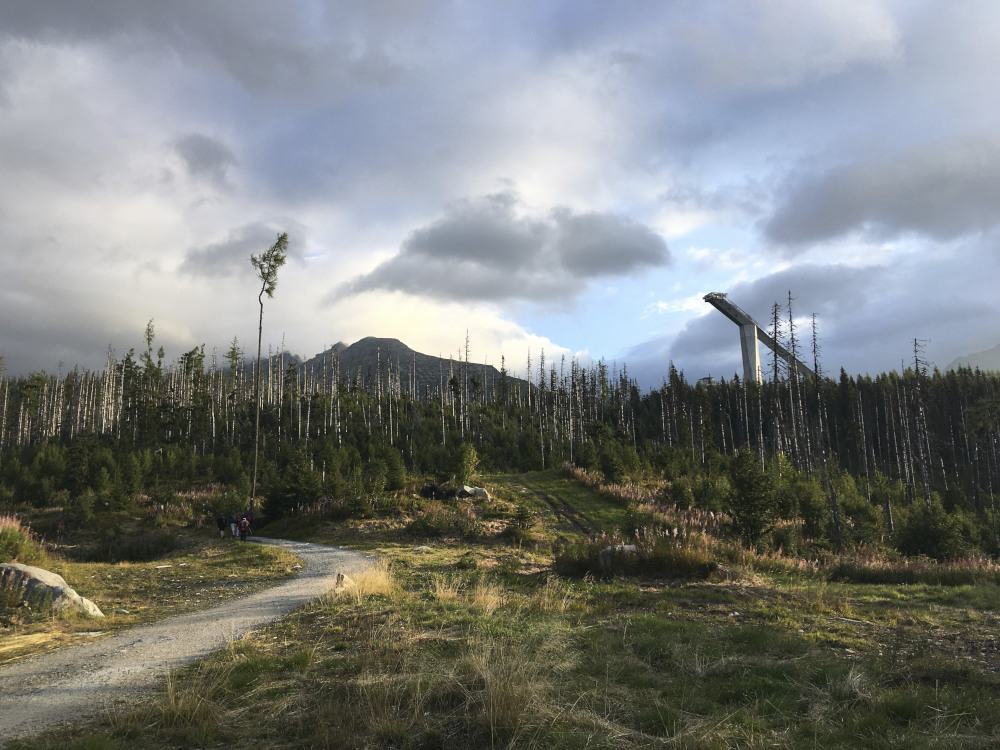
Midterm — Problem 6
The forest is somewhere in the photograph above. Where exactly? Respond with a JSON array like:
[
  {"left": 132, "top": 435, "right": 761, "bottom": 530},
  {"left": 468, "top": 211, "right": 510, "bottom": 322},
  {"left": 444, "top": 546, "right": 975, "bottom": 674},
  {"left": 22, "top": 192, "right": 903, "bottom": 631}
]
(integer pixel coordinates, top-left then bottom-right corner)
[{"left": 1, "top": 310, "right": 999, "bottom": 564}]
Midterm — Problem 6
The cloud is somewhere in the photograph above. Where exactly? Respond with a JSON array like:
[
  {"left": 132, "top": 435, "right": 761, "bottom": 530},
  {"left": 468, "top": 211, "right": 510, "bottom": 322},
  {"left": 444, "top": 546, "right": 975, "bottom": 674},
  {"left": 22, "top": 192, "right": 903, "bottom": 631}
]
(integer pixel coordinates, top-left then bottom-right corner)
[
  {"left": 173, "top": 133, "right": 236, "bottom": 189},
  {"left": 766, "top": 135, "right": 1000, "bottom": 245},
  {"left": 180, "top": 222, "right": 301, "bottom": 279},
  {"left": 0, "top": 1, "right": 419, "bottom": 98},
  {"left": 336, "top": 190, "right": 669, "bottom": 304},
  {"left": 680, "top": 0, "right": 901, "bottom": 93},
  {"left": 4, "top": 2, "right": 1000, "bottom": 391}
]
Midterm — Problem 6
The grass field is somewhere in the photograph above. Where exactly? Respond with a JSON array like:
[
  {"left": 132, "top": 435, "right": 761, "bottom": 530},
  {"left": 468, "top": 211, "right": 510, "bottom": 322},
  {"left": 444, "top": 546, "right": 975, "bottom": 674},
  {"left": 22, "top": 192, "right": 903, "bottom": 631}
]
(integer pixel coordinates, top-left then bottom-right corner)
[{"left": 4, "top": 471, "right": 1000, "bottom": 749}]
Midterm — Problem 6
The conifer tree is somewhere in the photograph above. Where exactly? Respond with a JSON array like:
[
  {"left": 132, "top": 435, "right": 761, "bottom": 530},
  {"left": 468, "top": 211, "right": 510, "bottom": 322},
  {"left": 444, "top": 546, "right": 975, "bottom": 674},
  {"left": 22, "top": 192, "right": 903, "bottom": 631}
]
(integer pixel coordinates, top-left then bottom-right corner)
[{"left": 250, "top": 232, "right": 288, "bottom": 513}]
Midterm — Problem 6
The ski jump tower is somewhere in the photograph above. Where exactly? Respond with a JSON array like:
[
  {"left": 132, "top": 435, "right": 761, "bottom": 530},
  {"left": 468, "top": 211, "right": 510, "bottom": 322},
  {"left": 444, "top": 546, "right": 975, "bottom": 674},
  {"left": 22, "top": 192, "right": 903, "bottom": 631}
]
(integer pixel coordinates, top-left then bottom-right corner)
[{"left": 703, "top": 292, "right": 816, "bottom": 384}]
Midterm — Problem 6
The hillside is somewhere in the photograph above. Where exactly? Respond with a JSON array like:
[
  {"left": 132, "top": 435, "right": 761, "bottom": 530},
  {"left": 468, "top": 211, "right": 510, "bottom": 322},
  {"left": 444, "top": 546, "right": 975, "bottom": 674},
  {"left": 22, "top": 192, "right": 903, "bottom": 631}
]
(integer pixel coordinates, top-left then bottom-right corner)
[
  {"left": 244, "top": 336, "right": 518, "bottom": 399},
  {"left": 304, "top": 336, "right": 513, "bottom": 398},
  {"left": 947, "top": 342, "right": 1000, "bottom": 373}
]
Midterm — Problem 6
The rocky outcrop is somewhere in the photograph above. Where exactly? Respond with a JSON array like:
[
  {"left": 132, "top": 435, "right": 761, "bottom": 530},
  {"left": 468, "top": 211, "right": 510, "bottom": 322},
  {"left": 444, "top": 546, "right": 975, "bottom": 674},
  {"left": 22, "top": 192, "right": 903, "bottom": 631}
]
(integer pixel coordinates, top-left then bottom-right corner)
[{"left": 0, "top": 563, "right": 104, "bottom": 617}]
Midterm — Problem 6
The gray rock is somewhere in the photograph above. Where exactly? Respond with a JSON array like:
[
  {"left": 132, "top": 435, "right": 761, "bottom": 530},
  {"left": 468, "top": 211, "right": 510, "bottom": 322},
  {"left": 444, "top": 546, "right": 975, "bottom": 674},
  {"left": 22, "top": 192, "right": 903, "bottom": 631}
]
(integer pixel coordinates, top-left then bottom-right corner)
[
  {"left": 458, "top": 485, "right": 491, "bottom": 500},
  {"left": 0, "top": 563, "right": 104, "bottom": 618}
]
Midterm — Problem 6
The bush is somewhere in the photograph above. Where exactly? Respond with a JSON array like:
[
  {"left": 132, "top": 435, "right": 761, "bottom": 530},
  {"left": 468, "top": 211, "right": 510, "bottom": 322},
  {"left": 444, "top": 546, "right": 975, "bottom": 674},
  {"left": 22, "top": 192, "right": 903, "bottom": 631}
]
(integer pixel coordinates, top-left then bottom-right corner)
[
  {"left": 1, "top": 576, "right": 53, "bottom": 618},
  {"left": 383, "top": 449, "right": 406, "bottom": 491},
  {"left": 0, "top": 515, "right": 45, "bottom": 564},
  {"left": 455, "top": 443, "right": 479, "bottom": 487},
  {"left": 71, "top": 526, "right": 177, "bottom": 563},
  {"left": 106, "top": 528, "right": 177, "bottom": 562},
  {"left": 554, "top": 527, "right": 717, "bottom": 580},
  {"left": 771, "top": 523, "right": 801, "bottom": 556},
  {"left": 268, "top": 448, "right": 322, "bottom": 518},
  {"left": 694, "top": 474, "right": 730, "bottom": 512},
  {"left": 576, "top": 439, "right": 598, "bottom": 471},
  {"left": 599, "top": 444, "right": 626, "bottom": 486},
  {"left": 362, "top": 459, "right": 388, "bottom": 506},
  {"left": 67, "top": 490, "right": 96, "bottom": 525},
  {"left": 511, "top": 503, "right": 536, "bottom": 530},
  {"left": 726, "top": 448, "right": 776, "bottom": 547},
  {"left": 895, "top": 501, "right": 974, "bottom": 561},
  {"left": 503, "top": 496, "right": 547, "bottom": 543},
  {"left": 407, "top": 502, "right": 481, "bottom": 538}
]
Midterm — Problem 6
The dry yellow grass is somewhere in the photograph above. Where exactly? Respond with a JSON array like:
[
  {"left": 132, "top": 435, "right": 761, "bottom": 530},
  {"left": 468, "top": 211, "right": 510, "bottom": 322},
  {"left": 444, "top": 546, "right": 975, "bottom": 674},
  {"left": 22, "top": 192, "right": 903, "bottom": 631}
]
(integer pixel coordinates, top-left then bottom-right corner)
[
  {"left": 322, "top": 557, "right": 395, "bottom": 607},
  {"left": 470, "top": 578, "right": 503, "bottom": 614},
  {"left": 433, "top": 573, "right": 463, "bottom": 601}
]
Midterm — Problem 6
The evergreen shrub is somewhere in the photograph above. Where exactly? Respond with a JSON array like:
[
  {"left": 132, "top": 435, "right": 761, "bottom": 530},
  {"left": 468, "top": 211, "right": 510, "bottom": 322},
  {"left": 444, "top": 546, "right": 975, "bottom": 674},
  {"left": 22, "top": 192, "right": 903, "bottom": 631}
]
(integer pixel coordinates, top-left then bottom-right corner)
[
  {"left": 771, "top": 523, "right": 801, "bottom": 556},
  {"left": 502, "top": 497, "right": 543, "bottom": 542},
  {"left": 895, "top": 501, "right": 974, "bottom": 561},
  {"left": 726, "top": 448, "right": 776, "bottom": 547},
  {"left": 599, "top": 444, "right": 626, "bottom": 485},
  {"left": 67, "top": 490, "right": 96, "bottom": 524}
]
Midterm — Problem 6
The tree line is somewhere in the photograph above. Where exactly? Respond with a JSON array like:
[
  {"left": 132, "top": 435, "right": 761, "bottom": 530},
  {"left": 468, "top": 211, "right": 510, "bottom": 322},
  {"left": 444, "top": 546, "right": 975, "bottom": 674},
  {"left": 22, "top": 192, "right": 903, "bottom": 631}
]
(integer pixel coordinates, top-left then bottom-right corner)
[{"left": 1, "top": 317, "right": 998, "bottom": 560}]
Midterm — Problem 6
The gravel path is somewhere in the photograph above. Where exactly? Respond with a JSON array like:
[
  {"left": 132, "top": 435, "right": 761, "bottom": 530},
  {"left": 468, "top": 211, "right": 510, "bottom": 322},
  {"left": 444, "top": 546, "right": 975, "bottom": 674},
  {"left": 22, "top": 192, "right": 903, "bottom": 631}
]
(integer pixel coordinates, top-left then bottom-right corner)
[{"left": 0, "top": 538, "right": 372, "bottom": 742}]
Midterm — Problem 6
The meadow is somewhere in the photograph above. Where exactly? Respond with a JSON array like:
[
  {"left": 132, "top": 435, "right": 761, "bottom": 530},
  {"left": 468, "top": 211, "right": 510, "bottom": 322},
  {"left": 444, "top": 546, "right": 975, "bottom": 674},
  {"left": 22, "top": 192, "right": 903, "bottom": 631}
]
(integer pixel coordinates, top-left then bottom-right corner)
[{"left": 3, "top": 470, "right": 999, "bottom": 749}]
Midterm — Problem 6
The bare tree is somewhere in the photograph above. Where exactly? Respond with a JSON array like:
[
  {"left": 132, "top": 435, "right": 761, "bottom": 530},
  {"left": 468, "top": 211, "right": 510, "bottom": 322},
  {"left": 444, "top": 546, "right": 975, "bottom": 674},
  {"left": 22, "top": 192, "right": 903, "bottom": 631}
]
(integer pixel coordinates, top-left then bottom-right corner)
[{"left": 250, "top": 232, "right": 288, "bottom": 514}]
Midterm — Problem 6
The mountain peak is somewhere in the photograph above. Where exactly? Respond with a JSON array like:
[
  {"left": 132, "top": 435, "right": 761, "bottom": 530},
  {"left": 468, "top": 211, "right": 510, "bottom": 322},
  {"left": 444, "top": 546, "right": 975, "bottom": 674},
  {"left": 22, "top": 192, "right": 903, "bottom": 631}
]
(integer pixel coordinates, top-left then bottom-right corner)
[{"left": 304, "top": 337, "right": 509, "bottom": 396}]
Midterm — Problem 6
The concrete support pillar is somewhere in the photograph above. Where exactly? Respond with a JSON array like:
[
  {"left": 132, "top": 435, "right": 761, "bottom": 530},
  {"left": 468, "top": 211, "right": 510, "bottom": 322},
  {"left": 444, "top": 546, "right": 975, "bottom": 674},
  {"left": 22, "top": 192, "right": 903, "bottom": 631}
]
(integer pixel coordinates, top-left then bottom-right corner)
[
  {"left": 704, "top": 292, "right": 816, "bottom": 383},
  {"left": 739, "top": 324, "right": 762, "bottom": 384}
]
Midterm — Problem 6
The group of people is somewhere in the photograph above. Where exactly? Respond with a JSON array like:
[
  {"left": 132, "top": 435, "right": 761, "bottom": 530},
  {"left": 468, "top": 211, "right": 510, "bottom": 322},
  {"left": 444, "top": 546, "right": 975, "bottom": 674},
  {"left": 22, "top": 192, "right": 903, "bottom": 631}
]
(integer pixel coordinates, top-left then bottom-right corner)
[{"left": 216, "top": 510, "right": 253, "bottom": 542}]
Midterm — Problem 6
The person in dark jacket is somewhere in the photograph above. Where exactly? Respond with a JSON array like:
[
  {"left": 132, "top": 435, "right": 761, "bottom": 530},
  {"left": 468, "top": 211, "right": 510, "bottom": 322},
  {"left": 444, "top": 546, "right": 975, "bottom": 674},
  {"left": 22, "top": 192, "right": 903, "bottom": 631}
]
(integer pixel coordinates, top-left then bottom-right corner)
[{"left": 238, "top": 515, "right": 251, "bottom": 542}]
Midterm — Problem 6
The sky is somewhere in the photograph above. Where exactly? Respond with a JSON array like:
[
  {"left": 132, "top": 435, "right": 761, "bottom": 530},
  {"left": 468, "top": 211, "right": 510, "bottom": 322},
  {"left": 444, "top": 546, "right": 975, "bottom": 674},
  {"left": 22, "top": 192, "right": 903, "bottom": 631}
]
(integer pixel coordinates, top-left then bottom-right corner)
[{"left": 2, "top": 1, "right": 999, "bottom": 389}]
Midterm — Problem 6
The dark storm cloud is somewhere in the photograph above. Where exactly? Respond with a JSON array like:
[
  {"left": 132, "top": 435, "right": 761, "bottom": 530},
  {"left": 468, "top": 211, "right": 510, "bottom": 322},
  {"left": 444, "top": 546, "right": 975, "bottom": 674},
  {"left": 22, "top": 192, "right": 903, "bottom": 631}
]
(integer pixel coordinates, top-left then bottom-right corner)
[
  {"left": 766, "top": 135, "right": 1000, "bottom": 245},
  {"left": 336, "top": 191, "right": 669, "bottom": 303},
  {"left": 180, "top": 222, "right": 301, "bottom": 279},
  {"left": 0, "top": 1, "right": 420, "bottom": 97},
  {"left": 403, "top": 191, "right": 541, "bottom": 269},
  {"left": 173, "top": 133, "right": 236, "bottom": 189},
  {"left": 552, "top": 208, "right": 667, "bottom": 275}
]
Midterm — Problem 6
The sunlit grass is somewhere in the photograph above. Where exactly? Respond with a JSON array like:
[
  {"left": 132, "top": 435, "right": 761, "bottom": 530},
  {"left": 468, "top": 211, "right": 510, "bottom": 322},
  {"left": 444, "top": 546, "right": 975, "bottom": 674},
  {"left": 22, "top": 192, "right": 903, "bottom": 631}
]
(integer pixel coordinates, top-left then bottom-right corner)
[
  {"left": 11, "top": 470, "right": 1000, "bottom": 748},
  {"left": 21, "top": 546, "right": 1000, "bottom": 750}
]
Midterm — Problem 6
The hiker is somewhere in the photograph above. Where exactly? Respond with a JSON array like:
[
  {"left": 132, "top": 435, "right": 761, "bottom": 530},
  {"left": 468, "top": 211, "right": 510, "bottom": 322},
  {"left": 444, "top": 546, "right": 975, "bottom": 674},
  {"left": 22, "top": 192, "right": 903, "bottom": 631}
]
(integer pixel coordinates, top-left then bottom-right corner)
[
  {"left": 216, "top": 515, "right": 227, "bottom": 539},
  {"left": 229, "top": 513, "right": 239, "bottom": 538},
  {"left": 238, "top": 515, "right": 251, "bottom": 543}
]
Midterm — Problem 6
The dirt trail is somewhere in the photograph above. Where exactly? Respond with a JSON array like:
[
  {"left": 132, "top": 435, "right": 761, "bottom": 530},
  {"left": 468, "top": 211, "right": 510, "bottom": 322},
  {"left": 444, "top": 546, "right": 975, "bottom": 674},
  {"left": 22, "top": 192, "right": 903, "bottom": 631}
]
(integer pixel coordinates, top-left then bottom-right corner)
[{"left": 0, "top": 538, "right": 371, "bottom": 743}]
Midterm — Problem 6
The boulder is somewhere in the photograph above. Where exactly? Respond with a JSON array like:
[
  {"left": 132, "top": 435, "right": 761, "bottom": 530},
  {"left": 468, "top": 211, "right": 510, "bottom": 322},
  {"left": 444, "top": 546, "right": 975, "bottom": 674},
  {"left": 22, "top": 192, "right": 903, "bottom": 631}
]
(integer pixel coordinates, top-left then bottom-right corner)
[
  {"left": 459, "top": 485, "right": 490, "bottom": 500},
  {"left": 0, "top": 563, "right": 104, "bottom": 618}
]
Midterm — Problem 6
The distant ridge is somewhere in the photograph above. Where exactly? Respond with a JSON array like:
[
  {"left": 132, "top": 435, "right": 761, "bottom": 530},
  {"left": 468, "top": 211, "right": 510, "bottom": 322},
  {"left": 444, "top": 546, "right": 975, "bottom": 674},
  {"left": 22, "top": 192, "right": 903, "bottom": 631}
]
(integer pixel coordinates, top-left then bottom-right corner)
[
  {"left": 947, "top": 343, "right": 1000, "bottom": 373},
  {"left": 304, "top": 337, "right": 512, "bottom": 397}
]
